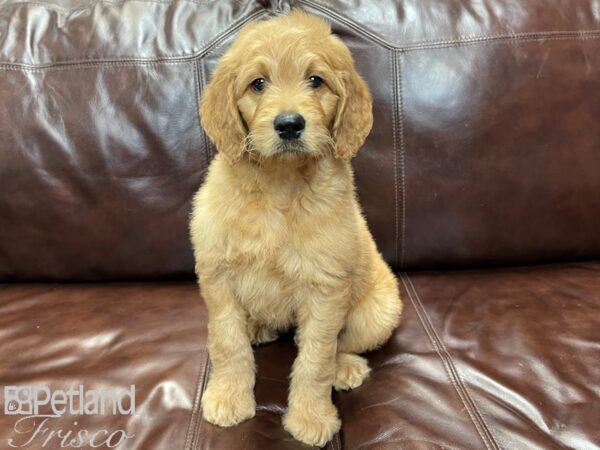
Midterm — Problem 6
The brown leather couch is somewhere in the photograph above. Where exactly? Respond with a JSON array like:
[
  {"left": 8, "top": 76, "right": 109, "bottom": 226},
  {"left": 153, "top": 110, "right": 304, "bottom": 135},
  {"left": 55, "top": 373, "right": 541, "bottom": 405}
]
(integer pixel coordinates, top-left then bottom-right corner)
[{"left": 1, "top": 1, "right": 599, "bottom": 449}]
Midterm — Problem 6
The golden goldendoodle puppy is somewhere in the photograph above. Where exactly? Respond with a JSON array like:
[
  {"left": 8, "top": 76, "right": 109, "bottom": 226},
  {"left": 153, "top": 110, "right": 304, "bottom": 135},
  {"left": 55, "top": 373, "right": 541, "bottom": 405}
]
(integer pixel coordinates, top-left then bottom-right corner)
[{"left": 190, "top": 10, "right": 402, "bottom": 447}]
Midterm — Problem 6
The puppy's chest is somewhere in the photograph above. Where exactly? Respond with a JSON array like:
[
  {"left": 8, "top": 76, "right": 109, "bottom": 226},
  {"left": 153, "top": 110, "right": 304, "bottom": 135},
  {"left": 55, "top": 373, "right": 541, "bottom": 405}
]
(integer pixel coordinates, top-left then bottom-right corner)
[
  {"left": 223, "top": 191, "right": 323, "bottom": 321},
  {"left": 226, "top": 189, "right": 317, "bottom": 268}
]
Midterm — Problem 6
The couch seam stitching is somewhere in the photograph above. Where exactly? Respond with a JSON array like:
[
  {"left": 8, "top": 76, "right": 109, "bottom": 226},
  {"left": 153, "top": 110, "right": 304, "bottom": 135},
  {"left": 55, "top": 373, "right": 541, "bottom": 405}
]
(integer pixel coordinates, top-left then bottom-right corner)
[
  {"left": 328, "top": 427, "right": 342, "bottom": 450},
  {"left": 295, "top": 1, "right": 600, "bottom": 51},
  {"left": 184, "top": 348, "right": 209, "bottom": 450},
  {"left": 404, "top": 274, "right": 501, "bottom": 449},
  {"left": 1, "top": 24, "right": 597, "bottom": 74},
  {"left": 5, "top": 0, "right": 220, "bottom": 13},
  {"left": 328, "top": 434, "right": 336, "bottom": 450},
  {"left": 398, "top": 51, "right": 406, "bottom": 269},
  {"left": 0, "top": 59, "right": 191, "bottom": 72},
  {"left": 192, "top": 58, "right": 204, "bottom": 168},
  {"left": 194, "top": 58, "right": 211, "bottom": 168},
  {"left": 403, "top": 33, "right": 600, "bottom": 53},
  {"left": 414, "top": 280, "right": 502, "bottom": 449},
  {"left": 334, "top": 431, "right": 342, "bottom": 450},
  {"left": 400, "top": 273, "right": 500, "bottom": 450},
  {"left": 400, "top": 273, "right": 493, "bottom": 449},
  {"left": 0, "top": 9, "right": 268, "bottom": 71},
  {"left": 190, "top": 356, "right": 211, "bottom": 449},
  {"left": 390, "top": 50, "right": 400, "bottom": 270},
  {"left": 402, "top": 30, "right": 600, "bottom": 52}
]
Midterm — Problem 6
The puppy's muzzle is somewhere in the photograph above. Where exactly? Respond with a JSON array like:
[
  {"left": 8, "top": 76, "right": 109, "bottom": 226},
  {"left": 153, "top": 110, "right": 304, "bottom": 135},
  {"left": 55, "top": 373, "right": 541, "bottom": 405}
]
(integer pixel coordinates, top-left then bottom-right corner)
[{"left": 274, "top": 113, "right": 305, "bottom": 140}]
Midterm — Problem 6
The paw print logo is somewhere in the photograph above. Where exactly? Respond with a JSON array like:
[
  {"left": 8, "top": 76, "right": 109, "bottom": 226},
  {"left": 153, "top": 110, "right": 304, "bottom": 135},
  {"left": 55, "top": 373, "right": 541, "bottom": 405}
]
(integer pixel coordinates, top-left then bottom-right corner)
[
  {"left": 6, "top": 400, "right": 18, "bottom": 413},
  {"left": 4, "top": 386, "right": 32, "bottom": 415}
]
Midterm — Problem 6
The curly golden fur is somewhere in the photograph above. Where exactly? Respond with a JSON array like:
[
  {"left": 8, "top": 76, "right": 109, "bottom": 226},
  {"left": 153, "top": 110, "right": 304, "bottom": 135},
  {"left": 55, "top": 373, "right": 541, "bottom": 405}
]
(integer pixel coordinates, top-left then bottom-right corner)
[{"left": 190, "top": 11, "right": 402, "bottom": 447}]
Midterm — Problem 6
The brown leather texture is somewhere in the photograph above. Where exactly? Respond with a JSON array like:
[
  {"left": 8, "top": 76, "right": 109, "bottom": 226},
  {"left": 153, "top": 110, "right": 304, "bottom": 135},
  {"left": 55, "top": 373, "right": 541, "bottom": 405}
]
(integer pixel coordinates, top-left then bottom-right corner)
[
  {"left": 2, "top": 0, "right": 600, "bottom": 280},
  {"left": 1, "top": 1, "right": 600, "bottom": 449},
  {"left": 0, "top": 283, "right": 208, "bottom": 450},
  {"left": 2, "top": 264, "right": 599, "bottom": 449}
]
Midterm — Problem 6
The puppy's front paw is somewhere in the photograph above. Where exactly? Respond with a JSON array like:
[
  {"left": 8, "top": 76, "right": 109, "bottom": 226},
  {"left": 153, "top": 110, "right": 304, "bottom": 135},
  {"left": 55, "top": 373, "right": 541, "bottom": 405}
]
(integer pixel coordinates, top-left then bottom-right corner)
[
  {"left": 201, "top": 379, "right": 256, "bottom": 427},
  {"left": 283, "top": 401, "right": 340, "bottom": 447},
  {"left": 334, "top": 353, "right": 371, "bottom": 391}
]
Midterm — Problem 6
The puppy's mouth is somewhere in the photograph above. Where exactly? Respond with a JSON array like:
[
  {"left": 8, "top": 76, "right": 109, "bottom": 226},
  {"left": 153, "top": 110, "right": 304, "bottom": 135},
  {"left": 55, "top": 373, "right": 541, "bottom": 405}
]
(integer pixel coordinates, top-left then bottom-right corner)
[{"left": 276, "top": 140, "right": 307, "bottom": 155}]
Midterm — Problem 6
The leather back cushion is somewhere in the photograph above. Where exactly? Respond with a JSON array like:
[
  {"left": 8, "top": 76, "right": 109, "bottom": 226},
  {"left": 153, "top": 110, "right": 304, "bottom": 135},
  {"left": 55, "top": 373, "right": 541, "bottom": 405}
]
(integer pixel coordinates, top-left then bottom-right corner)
[{"left": 1, "top": 0, "right": 599, "bottom": 280}]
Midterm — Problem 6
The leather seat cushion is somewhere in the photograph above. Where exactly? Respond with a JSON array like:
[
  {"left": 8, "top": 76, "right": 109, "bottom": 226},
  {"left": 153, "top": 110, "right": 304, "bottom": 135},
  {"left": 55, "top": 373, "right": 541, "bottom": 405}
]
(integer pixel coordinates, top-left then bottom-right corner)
[{"left": 1, "top": 262, "right": 598, "bottom": 449}]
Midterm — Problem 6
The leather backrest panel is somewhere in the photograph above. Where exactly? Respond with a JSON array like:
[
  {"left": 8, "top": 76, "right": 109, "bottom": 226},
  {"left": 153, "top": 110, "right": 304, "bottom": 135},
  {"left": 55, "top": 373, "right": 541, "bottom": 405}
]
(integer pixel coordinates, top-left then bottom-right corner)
[{"left": 1, "top": 0, "right": 599, "bottom": 279}]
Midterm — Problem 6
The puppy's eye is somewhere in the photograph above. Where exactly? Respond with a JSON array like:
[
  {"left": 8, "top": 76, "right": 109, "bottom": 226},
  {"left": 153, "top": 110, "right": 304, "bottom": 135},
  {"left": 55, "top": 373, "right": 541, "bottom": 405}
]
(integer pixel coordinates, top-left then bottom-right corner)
[
  {"left": 308, "top": 75, "right": 323, "bottom": 88},
  {"left": 251, "top": 78, "right": 266, "bottom": 92}
]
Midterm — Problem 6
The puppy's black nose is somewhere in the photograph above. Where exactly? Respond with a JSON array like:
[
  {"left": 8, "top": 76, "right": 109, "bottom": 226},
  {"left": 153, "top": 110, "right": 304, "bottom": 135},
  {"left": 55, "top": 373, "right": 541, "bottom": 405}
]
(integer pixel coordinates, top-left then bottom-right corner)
[{"left": 274, "top": 113, "right": 305, "bottom": 140}]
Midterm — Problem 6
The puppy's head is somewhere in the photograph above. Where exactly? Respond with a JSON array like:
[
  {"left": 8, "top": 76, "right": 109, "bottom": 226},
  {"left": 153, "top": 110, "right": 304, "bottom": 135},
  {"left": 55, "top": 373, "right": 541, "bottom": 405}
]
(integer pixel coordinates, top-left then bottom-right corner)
[{"left": 200, "top": 11, "right": 373, "bottom": 165}]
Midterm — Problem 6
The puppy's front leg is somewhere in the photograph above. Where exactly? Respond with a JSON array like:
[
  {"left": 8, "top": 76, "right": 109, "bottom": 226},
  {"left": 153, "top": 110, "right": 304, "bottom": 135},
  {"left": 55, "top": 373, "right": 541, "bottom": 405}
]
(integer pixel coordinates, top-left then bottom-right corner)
[
  {"left": 283, "top": 286, "right": 347, "bottom": 447},
  {"left": 201, "top": 280, "right": 256, "bottom": 427}
]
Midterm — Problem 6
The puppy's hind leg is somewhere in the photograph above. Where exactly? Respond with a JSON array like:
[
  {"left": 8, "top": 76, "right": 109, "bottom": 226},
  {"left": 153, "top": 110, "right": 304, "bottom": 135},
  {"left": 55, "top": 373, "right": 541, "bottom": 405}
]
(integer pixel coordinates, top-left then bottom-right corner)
[
  {"left": 339, "top": 256, "right": 402, "bottom": 355},
  {"left": 247, "top": 317, "right": 279, "bottom": 346},
  {"left": 336, "top": 257, "right": 402, "bottom": 390}
]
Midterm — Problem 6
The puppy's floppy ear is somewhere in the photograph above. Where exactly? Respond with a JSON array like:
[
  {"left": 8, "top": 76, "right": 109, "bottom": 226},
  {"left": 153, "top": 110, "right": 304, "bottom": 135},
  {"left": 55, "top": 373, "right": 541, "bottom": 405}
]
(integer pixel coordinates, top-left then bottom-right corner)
[
  {"left": 200, "top": 54, "right": 246, "bottom": 165},
  {"left": 331, "top": 47, "right": 373, "bottom": 160}
]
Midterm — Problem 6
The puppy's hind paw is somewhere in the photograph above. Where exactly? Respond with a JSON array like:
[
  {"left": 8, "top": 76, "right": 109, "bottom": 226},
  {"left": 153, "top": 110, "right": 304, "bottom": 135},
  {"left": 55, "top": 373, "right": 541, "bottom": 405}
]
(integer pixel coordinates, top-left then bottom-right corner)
[
  {"left": 334, "top": 353, "right": 371, "bottom": 391},
  {"left": 248, "top": 319, "right": 279, "bottom": 346}
]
